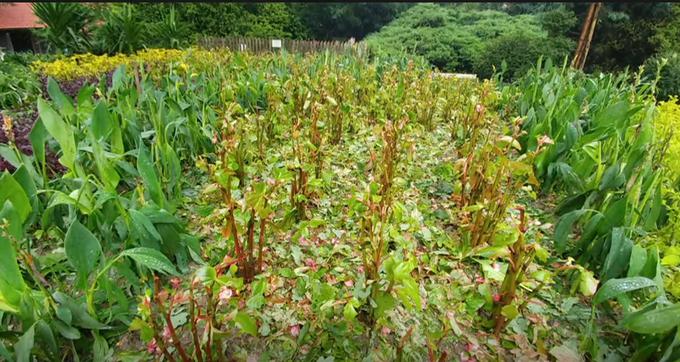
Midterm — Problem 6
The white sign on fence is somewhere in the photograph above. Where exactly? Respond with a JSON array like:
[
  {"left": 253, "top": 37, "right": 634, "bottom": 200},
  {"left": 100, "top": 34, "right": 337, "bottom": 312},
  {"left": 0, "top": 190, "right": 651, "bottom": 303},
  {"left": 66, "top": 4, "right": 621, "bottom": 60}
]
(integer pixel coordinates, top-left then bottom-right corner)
[{"left": 272, "top": 39, "right": 282, "bottom": 48}]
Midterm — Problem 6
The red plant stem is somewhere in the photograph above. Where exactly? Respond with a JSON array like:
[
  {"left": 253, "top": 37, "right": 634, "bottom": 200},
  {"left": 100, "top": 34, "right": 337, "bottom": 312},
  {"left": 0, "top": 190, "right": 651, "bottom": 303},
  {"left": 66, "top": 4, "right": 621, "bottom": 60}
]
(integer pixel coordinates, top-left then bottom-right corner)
[
  {"left": 246, "top": 212, "right": 256, "bottom": 281},
  {"left": 258, "top": 217, "right": 266, "bottom": 273},
  {"left": 150, "top": 276, "right": 176, "bottom": 362},
  {"left": 189, "top": 284, "right": 203, "bottom": 362},
  {"left": 154, "top": 276, "right": 191, "bottom": 362},
  {"left": 204, "top": 285, "right": 214, "bottom": 362}
]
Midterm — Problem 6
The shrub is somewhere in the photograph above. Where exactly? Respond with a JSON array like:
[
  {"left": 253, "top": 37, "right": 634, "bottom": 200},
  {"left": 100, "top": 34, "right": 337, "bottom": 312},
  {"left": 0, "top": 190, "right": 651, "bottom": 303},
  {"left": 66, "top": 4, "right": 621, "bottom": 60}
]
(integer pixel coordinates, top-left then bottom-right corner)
[
  {"left": 473, "top": 31, "right": 568, "bottom": 81},
  {"left": 0, "top": 58, "right": 41, "bottom": 110},
  {"left": 365, "top": 4, "right": 561, "bottom": 75}
]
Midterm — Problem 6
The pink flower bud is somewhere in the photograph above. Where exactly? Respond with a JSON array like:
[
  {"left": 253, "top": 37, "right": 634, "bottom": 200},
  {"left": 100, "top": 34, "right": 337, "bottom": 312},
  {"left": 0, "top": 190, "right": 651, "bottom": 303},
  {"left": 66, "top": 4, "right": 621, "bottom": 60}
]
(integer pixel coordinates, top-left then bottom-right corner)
[
  {"left": 170, "top": 277, "right": 181, "bottom": 290},
  {"left": 147, "top": 338, "right": 159, "bottom": 354},
  {"left": 305, "top": 258, "right": 318, "bottom": 271},
  {"left": 219, "top": 286, "right": 233, "bottom": 304},
  {"left": 290, "top": 324, "right": 301, "bottom": 337}
]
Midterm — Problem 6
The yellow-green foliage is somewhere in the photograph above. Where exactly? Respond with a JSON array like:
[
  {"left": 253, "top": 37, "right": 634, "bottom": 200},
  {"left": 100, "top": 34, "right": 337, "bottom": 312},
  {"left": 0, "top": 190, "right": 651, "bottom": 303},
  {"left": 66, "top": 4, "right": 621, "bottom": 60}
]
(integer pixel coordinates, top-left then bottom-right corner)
[
  {"left": 30, "top": 48, "right": 229, "bottom": 80},
  {"left": 656, "top": 97, "right": 680, "bottom": 178},
  {"left": 654, "top": 98, "right": 680, "bottom": 297}
]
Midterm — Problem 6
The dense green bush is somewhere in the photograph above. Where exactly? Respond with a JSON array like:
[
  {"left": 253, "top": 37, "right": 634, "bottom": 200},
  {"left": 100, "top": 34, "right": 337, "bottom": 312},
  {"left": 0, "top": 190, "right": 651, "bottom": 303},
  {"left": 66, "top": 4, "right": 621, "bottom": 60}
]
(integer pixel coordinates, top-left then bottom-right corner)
[
  {"left": 134, "top": 3, "right": 308, "bottom": 41},
  {"left": 365, "top": 3, "right": 572, "bottom": 78},
  {"left": 0, "top": 57, "right": 41, "bottom": 110},
  {"left": 473, "top": 31, "right": 568, "bottom": 81}
]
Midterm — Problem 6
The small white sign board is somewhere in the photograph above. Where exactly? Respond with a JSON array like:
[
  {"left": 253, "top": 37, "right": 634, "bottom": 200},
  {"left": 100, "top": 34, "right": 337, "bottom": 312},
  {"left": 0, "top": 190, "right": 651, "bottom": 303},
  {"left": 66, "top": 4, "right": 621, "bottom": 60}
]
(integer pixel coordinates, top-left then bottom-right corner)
[{"left": 272, "top": 39, "right": 282, "bottom": 48}]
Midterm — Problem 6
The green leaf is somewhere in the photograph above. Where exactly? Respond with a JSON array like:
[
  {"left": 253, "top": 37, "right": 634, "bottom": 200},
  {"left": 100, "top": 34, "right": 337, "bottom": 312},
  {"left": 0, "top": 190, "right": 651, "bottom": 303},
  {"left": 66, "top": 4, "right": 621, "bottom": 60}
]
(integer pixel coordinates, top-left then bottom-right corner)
[
  {"left": 246, "top": 279, "right": 266, "bottom": 310},
  {"left": 137, "top": 144, "right": 165, "bottom": 208},
  {"left": 52, "top": 292, "right": 109, "bottom": 330},
  {"left": 15, "top": 324, "right": 35, "bottom": 362},
  {"left": 47, "top": 77, "right": 75, "bottom": 116},
  {"left": 602, "top": 228, "right": 633, "bottom": 281},
  {"left": 501, "top": 304, "right": 519, "bottom": 321},
  {"left": 37, "top": 98, "right": 76, "bottom": 170},
  {"left": 343, "top": 302, "right": 358, "bottom": 321},
  {"left": 93, "top": 332, "right": 110, "bottom": 361},
  {"left": 598, "top": 163, "right": 624, "bottom": 191},
  {"left": 129, "top": 209, "right": 162, "bottom": 248},
  {"left": 623, "top": 303, "right": 680, "bottom": 334},
  {"left": 91, "top": 102, "right": 113, "bottom": 142},
  {"left": 0, "top": 172, "right": 32, "bottom": 223},
  {"left": 234, "top": 311, "right": 258, "bottom": 336},
  {"left": 65, "top": 220, "right": 102, "bottom": 285},
  {"left": 0, "top": 215, "right": 27, "bottom": 310},
  {"left": 628, "top": 245, "right": 648, "bottom": 277},
  {"left": 554, "top": 209, "right": 588, "bottom": 253},
  {"left": 29, "top": 119, "right": 48, "bottom": 171},
  {"left": 120, "top": 247, "right": 178, "bottom": 275},
  {"left": 594, "top": 277, "right": 657, "bottom": 304},
  {"left": 53, "top": 320, "right": 81, "bottom": 340},
  {"left": 35, "top": 320, "right": 58, "bottom": 359},
  {"left": 373, "top": 291, "right": 397, "bottom": 319}
]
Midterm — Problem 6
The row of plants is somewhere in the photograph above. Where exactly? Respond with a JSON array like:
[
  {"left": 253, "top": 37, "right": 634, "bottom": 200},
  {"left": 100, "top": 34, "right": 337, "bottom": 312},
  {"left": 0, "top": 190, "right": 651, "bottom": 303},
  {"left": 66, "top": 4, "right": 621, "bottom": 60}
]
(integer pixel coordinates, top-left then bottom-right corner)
[
  {"left": 504, "top": 57, "right": 680, "bottom": 360},
  {"left": 0, "top": 48, "right": 678, "bottom": 360}
]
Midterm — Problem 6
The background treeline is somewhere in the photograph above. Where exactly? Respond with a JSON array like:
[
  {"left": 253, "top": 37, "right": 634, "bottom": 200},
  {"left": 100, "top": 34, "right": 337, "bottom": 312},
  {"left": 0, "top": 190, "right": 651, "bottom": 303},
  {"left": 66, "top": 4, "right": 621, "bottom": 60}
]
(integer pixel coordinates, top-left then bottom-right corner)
[{"left": 15, "top": 2, "right": 680, "bottom": 97}]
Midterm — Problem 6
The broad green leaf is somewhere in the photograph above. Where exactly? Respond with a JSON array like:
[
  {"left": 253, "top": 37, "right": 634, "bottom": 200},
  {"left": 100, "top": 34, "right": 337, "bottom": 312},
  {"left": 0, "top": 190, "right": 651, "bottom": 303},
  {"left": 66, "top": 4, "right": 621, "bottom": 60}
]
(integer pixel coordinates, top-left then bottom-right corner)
[
  {"left": 628, "top": 245, "right": 648, "bottom": 277},
  {"left": 137, "top": 144, "right": 165, "bottom": 207},
  {"left": 234, "top": 311, "right": 258, "bottom": 336},
  {"left": 594, "top": 277, "right": 656, "bottom": 304},
  {"left": 602, "top": 228, "right": 633, "bottom": 281},
  {"left": 12, "top": 166, "right": 38, "bottom": 216},
  {"left": 52, "top": 292, "right": 109, "bottom": 330},
  {"left": 35, "top": 320, "right": 58, "bottom": 359},
  {"left": 47, "top": 190, "right": 95, "bottom": 215},
  {"left": 47, "top": 77, "right": 75, "bottom": 116},
  {"left": 129, "top": 209, "right": 162, "bottom": 248},
  {"left": 15, "top": 324, "right": 35, "bottom": 362},
  {"left": 623, "top": 303, "right": 680, "bottom": 334},
  {"left": 554, "top": 209, "right": 587, "bottom": 253},
  {"left": 0, "top": 209, "right": 27, "bottom": 310},
  {"left": 53, "top": 320, "right": 81, "bottom": 340},
  {"left": 37, "top": 98, "right": 76, "bottom": 170},
  {"left": 120, "top": 247, "right": 178, "bottom": 275},
  {"left": 0, "top": 145, "right": 21, "bottom": 169},
  {"left": 0, "top": 293, "right": 19, "bottom": 314},
  {"left": 91, "top": 141, "right": 119, "bottom": 191},
  {"left": 91, "top": 102, "right": 113, "bottom": 141},
  {"left": 0, "top": 172, "right": 32, "bottom": 223},
  {"left": 598, "top": 163, "right": 624, "bottom": 191},
  {"left": 64, "top": 220, "right": 102, "bottom": 284},
  {"left": 93, "top": 332, "right": 110, "bottom": 361},
  {"left": 29, "top": 118, "right": 48, "bottom": 171}
]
